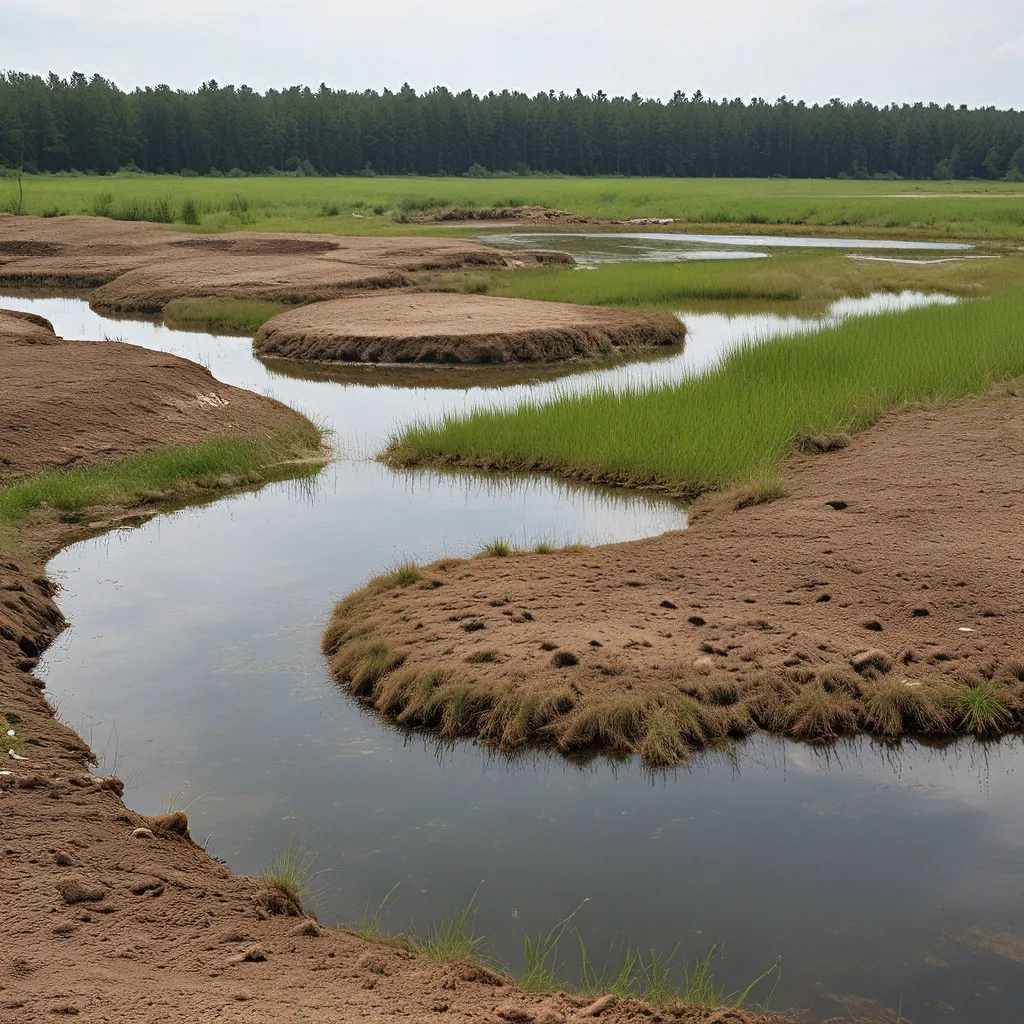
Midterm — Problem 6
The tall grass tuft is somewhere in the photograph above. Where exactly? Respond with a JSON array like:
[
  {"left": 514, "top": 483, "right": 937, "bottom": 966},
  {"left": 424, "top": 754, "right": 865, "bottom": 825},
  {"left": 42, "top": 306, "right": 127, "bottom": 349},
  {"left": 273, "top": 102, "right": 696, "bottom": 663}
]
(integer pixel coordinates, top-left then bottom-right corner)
[
  {"left": 257, "top": 832, "right": 316, "bottom": 907},
  {"left": 411, "top": 890, "right": 489, "bottom": 963},
  {"left": 387, "top": 290, "right": 1024, "bottom": 500}
]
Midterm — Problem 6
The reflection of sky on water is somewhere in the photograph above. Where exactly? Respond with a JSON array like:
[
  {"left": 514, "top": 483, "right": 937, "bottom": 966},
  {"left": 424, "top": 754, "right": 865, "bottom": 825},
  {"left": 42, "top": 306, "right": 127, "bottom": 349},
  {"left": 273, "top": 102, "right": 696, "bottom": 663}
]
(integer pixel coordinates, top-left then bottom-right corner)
[{"left": 4, "top": 292, "right": 1021, "bottom": 1023}]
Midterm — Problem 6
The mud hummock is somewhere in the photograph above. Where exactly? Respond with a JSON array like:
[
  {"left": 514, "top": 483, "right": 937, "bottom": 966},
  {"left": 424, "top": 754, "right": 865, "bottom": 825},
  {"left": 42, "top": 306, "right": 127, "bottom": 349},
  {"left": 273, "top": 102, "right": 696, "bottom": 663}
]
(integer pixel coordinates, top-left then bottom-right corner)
[
  {"left": 253, "top": 291, "right": 686, "bottom": 364},
  {"left": 0, "top": 309, "right": 302, "bottom": 482},
  {"left": 323, "top": 385, "right": 1024, "bottom": 767},
  {"left": 0, "top": 215, "right": 565, "bottom": 314}
]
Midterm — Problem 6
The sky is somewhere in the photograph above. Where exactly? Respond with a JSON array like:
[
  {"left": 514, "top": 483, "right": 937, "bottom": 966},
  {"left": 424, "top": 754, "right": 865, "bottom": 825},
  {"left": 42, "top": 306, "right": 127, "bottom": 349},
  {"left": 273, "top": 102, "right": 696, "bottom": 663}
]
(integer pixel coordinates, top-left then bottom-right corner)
[{"left": 3, "top": 0, "right": 1023, "bottom": 108}]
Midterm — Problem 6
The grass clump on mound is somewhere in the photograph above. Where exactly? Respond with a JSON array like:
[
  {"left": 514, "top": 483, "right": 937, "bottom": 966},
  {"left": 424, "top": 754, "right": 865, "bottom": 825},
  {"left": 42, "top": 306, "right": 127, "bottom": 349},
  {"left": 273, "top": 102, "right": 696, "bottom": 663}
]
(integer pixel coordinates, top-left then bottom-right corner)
[
  {"left": 162, "top": 297, "right": 291, "bottom": 335},
  {"left": 386, "top": 289, "right": 1024, "bottom": 499}
]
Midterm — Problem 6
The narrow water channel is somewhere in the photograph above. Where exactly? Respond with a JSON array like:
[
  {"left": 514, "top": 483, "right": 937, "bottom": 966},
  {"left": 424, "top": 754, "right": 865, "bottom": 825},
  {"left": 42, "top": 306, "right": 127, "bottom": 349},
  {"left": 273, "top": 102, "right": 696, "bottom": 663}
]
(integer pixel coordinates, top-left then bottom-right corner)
[{"left": 6, "top": 291, "right": 1023, "bottom": 1023}]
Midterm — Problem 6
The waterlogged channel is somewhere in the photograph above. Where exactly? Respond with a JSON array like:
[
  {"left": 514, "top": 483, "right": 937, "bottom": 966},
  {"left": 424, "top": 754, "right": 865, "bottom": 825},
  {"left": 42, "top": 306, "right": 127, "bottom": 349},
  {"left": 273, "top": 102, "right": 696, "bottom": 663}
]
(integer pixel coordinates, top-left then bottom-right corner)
[{"left": 6, "top": 291, "right": 1024, "bottom": 1022}]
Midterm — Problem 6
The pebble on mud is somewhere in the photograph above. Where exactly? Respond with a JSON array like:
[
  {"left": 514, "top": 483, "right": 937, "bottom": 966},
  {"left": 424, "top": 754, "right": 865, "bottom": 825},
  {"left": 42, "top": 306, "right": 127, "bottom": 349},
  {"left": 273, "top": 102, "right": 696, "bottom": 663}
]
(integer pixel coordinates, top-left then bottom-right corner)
[
  {"left": 229, "top": 945, "right": 267, "bottom": 964},
  {"left": 56, "top": 878, "right": 107, "bottom": 904}
]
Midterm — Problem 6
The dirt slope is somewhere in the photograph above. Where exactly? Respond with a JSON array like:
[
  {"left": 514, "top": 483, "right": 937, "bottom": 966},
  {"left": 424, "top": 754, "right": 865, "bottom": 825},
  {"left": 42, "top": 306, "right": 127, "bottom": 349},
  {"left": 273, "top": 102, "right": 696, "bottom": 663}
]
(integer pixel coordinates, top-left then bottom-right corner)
[
  {"left": 323, "top": 386, "right": 1024, "bottom": 766},
  {"left": 0, "top": 309, "right": 787, "bottom": 1023},
  {"left": 0, "top": 311, "right": 303, "bottom": 483},
  {"left": 253, "top": 291, "right": 686, "bottom": 363},
  {"left": 0, "top": 216, "right": 566, "bottom": 314}
]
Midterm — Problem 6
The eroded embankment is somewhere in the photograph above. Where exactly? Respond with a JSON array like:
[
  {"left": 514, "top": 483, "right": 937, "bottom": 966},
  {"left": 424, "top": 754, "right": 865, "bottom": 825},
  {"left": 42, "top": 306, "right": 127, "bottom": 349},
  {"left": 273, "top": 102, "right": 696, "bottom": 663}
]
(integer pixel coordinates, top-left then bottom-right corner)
[
  {"left": 324, "top": 385, "right": 1024, "bottom": 767},
  {"left": 0, "top": 215, "right": 567, "bottom": 315},
  {"left": 254, "top": 291, "right": 685, "bottom": 364},
  {"left": 0, "top": 309, "right": 787, "bottom": 1023}
]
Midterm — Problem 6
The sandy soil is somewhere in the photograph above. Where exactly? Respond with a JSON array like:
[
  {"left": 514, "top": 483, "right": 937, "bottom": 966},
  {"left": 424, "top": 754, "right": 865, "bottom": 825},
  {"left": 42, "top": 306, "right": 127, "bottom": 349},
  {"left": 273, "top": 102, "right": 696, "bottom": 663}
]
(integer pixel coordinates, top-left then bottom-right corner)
[
  {"left": 0, "top": 309, "right": 786, "bottom": 1023},
  {"left": 253, "top": 292, "right": 685, "bottom": 364},
  {"left": 0, "top": 216, "right": 567, "bottom": 315},
  {"left": 323, "top": 386, "right": 1024, "bottom": 766}
]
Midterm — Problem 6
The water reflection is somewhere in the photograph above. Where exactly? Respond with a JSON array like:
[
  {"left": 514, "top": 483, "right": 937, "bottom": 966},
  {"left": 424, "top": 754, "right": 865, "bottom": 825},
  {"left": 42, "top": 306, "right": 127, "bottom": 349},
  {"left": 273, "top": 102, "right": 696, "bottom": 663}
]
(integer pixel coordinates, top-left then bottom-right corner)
[{"left": 481, "top": 231, "right": 973, "bottom": 264}]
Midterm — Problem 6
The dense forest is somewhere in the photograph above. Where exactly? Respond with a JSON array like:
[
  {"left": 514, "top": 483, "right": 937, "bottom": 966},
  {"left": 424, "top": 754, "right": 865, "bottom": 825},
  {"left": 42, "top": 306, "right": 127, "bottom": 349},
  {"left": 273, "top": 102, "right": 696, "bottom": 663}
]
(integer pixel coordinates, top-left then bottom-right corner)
[{"left": 2, "top": 72, "right": 1024, "bottom": 181}]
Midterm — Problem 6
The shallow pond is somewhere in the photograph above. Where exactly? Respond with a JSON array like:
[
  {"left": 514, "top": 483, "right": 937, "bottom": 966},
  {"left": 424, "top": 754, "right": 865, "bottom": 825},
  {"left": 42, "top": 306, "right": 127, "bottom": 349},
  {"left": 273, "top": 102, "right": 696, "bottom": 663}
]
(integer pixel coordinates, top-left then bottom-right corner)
[
  {"left": 6, "top": 292, "right": 1024, "bottom": 1023},
  {"left": 479, "top": 231, "right": 973, "bottom": 264}
]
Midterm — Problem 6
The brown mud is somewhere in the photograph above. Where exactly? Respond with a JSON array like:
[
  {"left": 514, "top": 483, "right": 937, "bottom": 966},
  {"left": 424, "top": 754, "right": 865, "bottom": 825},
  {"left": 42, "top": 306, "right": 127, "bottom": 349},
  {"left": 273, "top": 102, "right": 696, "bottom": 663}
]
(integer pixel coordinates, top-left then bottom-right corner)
[
  {"left": 0, "top": 215, "right": 569, "bottom": 316},
  {"left": 0, "top": 309, "right": 790, "bottom": 1023},
  {"left": 323, "top": 386, "right": 1024, "bottom": 768},
  {"left": 253, "top": 292, "right": 685, "bottom": 364}
]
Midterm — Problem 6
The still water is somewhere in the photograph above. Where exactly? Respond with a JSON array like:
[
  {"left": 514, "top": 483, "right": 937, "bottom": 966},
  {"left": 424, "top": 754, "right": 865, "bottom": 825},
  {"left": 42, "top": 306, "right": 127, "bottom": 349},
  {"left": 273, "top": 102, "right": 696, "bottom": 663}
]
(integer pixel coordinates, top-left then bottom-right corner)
[
  {"left": 5, "top": 292, "right": 1022, "bottom": 1023},
  {"left": 479, "top": 231, "right": 973, "bottom": 264}
]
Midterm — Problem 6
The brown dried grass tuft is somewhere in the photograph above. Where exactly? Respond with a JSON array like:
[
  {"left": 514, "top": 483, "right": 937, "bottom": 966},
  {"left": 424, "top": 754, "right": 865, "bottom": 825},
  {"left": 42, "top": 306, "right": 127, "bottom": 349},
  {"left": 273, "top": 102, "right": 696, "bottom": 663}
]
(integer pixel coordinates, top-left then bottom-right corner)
[{"left": 858, "top": 678, "right": 952, "bottom": 737}]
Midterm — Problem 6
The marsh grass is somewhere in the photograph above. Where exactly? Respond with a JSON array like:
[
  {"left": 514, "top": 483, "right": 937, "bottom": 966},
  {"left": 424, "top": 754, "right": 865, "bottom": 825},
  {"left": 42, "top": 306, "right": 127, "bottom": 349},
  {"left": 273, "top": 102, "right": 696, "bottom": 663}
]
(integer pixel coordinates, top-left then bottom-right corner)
[
  {"left": 161, "top": 297, "right": 291, "bottom": 335},
  {"left": 411, "top": 890, "right": 489, "bottom": 963},
  {"left": 383, "top": 560, "right": 424, "bottom": 587},
  {"left": 954, "top": 680, "right": 1014, "bottom": 735},
  {"left": 386, "top": 290, "right": 1024, "bottom": 500},
  {"left": 521, "top": 902, "right": 589, "bottom": 991},
  {"left": 482, "top": 537, "right": 513, "bottom": 556},
  {"left": 0, "top": 429, "right": 325, "bottom": 533},
  {"left": 257, "top": 832, "right": 316, "bottom": 908},
  {"left": 348, "top": 881, "right": 412, "bottom": 946}
]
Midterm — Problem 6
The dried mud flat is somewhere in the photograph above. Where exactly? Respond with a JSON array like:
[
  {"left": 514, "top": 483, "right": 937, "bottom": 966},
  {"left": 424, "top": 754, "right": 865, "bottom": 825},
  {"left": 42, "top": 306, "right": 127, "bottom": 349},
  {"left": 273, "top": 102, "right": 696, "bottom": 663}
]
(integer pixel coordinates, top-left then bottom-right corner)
[
  {"left": 0, "top": 215, "right": 565, "bottom": 315},
  {"left": 253, "top": 291, "right": 686, "bottom": 364},
  {"left": 0, "top": 309, "right": 788, "bottom": 1023},
  {"left": 324, "top": 385, "right": 1024, "bottom": 766}
]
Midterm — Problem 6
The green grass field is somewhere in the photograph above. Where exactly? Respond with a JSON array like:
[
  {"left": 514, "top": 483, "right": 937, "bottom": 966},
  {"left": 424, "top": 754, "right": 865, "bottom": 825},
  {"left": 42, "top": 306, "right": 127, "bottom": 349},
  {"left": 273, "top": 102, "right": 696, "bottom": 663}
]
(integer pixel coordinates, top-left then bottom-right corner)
[
  {"left": 4, "top": 173, "right": 1024, "bottom": 240},
  {"left": 385, "top": 289, "right": 1024, "bottom": 501}
]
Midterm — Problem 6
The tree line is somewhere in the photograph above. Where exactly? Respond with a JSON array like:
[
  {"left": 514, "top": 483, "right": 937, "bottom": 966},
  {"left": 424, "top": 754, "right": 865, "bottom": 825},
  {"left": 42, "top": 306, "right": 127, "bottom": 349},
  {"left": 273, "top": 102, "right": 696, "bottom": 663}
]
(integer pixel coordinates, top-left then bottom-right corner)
[{"left": 2, "top": 71, "right": 1023, "bottom": 181}]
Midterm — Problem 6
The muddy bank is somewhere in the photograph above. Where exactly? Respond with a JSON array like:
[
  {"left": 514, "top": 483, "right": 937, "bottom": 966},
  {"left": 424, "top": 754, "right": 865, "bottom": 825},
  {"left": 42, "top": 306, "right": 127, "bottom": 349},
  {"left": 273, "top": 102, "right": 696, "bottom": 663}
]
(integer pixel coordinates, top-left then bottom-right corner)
[
  {"left": 254, "top": 292, "right": 686, "bottom": 364},
  {"left": 0, "top": 215, "right": 567, "bottom": 315},
  {"left": 323, "top": 385, "right": 1024, "bottom": 767},
  {"left": 0, "top": 310, "right": 305, "bottom": 483},
  {"left": 0, "top": 309, "right": 789, "bottom": 1023}
]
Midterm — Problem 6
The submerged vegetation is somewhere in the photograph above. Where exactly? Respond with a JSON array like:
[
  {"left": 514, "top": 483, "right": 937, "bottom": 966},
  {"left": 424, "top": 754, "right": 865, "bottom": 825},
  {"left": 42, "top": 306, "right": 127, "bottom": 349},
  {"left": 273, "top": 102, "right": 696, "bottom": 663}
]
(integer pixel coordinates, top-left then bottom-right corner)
[{"left": 386, "top": 288, "right": 1024, "bottom": 500}]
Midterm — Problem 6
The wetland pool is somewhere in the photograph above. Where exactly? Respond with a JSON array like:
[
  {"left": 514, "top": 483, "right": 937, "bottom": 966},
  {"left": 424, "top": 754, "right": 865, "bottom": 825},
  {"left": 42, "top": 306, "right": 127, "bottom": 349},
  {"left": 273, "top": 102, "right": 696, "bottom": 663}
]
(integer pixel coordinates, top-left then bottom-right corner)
[
  {"left": 5, "top": 292, "right": 1024, "bottom": 1023},
  {"left": 478, "top": 231, "right": 974, "bottom": 264}
]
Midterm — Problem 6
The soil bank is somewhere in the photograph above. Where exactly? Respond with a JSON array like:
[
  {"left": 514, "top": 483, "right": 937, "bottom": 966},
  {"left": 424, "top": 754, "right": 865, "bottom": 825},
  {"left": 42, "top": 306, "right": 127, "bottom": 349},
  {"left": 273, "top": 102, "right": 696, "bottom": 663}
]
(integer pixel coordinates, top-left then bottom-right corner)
[
  {"left": 0, "top": 215, "right": 568, "bottom": 315},
  {"left": 324, "top": 385, "right": 1024, "bottom": 766},
  {"left": 253, "top": 292, "right": 685, "bottom": 364},
  {"left": 0, "top": 309, "right": 787, "bottom": 1023}
]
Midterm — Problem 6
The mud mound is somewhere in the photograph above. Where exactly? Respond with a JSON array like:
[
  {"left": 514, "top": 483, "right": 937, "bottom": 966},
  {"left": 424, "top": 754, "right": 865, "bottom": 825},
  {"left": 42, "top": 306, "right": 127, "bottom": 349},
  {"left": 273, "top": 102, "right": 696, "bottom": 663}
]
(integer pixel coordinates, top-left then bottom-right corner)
[
  {"left": 0, "top": 215, "right": 565, "bottom": 311},
  {"left": 0, "top": 308, "right": 302, "bottom": 483},
  {"left": 323, "top": 384, "right": 1024, "bottom": 766},
  {"left": 0, "top": 308, "right": 59, "bottom": 345},
  {"left": 253, "top": 291, "right": 686, "bottom": 364}
]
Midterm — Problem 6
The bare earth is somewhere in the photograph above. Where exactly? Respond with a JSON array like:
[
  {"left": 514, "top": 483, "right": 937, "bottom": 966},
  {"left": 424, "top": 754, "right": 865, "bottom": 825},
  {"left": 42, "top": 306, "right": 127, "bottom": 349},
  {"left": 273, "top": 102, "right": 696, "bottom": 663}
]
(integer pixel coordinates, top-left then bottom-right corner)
[
  {"left": 253, "top": 292, "right": 686, "bottom": 364},
  {"left": 0, "top": 216, "right": 565, "bottom": 314},
  {"left": 324, "top": 386, "right": 1024, "bottom": 766},
  {"left": 0, "top": 310, "right": 785, "bottom": 1023}
]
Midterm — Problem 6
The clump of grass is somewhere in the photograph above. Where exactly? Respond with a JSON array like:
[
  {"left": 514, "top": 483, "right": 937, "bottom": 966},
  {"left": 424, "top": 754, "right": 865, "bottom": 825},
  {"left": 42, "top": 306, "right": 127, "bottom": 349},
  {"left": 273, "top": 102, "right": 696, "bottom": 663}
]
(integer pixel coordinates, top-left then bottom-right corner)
[
  {"left": 349, "top": 881, "right": 409, "bottom": 944},
  {"left": 0, "top": 428, "right": 325, "bottom": 530},
  {"left": 179, "top": 196, "right": 201, "bottom": 225},
  {"left": 954, "top": 680, "right": 1014, "bottom": 735},
  {"left": 412, "top": 890, "right": 489, "bottom": 963},
  {"left": 482, "top": 537, "right": 513, "bottom": 557},
  {"left": 859, "top": 678, "right": 952, "bottom": 737},
  {"left": 162, "top": 297, "right": 290, "bottom": 335},
  {"left": 257, "top": 832, "right": 316, "bottom": 909},
  {"left": 386, "top": 290, "right": 1024, "bottom": 501},
  {"left": 521, "top": 901, "right": 589, "bottom": 991},
  {"left": 320, "top": 200, "right": 341, "bottom": 216},
  {"left": 384, "top": 560, "right": 423, "bottom": 588},
  {"left": 533, "top": 541, "right": 556, "bottom": 554}
]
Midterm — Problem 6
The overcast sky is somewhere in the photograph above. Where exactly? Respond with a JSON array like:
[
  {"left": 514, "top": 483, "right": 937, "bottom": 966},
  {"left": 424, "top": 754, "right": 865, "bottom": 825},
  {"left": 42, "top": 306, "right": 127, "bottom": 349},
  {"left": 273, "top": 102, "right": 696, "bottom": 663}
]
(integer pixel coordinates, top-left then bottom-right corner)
[{"left": 4, "top": 0, "right": 1023, "bottom": 108}]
